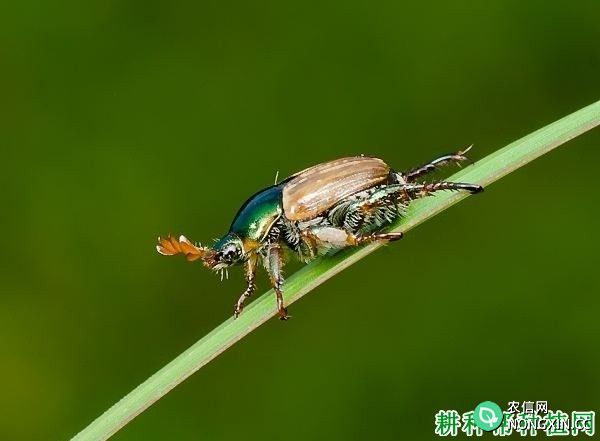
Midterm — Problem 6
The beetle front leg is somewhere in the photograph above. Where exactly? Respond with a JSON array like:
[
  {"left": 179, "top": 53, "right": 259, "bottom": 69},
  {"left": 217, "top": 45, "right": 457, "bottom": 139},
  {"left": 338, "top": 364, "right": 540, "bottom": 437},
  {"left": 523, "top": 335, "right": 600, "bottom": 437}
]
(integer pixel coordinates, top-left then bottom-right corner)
[
  {"left": 233, "top": 255, "right": 257, "bottom": 319},
  {"left": 264, "top": 242, "right": 289, "bottom": 320}
]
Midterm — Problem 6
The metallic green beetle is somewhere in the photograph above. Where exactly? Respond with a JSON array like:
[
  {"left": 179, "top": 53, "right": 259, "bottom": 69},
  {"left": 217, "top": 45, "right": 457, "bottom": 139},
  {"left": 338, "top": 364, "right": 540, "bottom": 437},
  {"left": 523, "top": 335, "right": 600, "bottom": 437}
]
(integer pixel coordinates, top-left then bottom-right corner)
[{"left": 157, "top": 148, "right": 482, "bottom": 320}]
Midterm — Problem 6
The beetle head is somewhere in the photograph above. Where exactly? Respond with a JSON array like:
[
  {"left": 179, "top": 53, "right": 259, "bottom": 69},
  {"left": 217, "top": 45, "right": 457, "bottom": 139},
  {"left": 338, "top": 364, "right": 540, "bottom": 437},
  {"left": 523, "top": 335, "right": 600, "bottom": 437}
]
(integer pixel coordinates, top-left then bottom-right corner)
[{"left": 211, "top": 233, "right": 245, "bottom": 269}]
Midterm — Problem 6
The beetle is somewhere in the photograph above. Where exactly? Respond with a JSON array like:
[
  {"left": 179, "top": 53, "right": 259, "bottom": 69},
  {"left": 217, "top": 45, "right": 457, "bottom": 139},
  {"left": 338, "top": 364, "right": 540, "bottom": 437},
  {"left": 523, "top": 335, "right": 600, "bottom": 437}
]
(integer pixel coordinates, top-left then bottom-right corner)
[{"left": 157, "top": 148, "right": 483, "bottom": 320}]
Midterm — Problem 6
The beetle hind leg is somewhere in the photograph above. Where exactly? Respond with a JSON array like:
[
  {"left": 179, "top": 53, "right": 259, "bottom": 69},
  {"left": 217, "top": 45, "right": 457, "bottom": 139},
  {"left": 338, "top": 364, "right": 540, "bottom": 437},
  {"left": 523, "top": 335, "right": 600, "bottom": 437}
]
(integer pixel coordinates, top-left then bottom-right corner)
[
  {"left": 298, "top": 226, "right": 403, "bottom": 256},
  {"left": 329, "top": 186, "right": 407, "bottom": 234},
  {"left": 352, "top": 231, "right": 404, "bottom": 245},
  {"left": 402, "top": 181, "right": 483, "bottom": 198},
  {"left": 403, "top": 146, "right": 474, "bottom": 182}
]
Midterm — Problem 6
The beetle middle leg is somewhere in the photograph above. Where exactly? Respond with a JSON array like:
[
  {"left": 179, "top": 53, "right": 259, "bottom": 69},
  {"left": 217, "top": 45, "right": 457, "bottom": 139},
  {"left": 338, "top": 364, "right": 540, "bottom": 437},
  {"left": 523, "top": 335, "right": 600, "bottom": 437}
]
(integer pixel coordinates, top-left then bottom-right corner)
[
  {"left": 233, "top": 255, "right": 258, "bottom": 319},
  {"left": 264, "top": 242, "right": 289, "bottom": 320}
]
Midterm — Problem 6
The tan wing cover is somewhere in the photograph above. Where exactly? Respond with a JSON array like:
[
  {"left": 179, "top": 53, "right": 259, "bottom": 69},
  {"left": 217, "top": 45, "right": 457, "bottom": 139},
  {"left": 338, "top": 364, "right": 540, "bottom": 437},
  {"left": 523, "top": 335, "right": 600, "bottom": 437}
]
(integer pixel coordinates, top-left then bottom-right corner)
[{"left": 282, "top": 156, "right": 391, "bottom": 221}]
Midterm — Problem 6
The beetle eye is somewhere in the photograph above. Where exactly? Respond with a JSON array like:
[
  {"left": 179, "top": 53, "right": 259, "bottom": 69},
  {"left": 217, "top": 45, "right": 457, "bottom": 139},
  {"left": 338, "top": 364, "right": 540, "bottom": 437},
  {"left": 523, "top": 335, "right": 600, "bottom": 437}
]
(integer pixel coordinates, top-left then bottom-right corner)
[{"left": 221, "top": 245, "right": 239, "bottom": 262}]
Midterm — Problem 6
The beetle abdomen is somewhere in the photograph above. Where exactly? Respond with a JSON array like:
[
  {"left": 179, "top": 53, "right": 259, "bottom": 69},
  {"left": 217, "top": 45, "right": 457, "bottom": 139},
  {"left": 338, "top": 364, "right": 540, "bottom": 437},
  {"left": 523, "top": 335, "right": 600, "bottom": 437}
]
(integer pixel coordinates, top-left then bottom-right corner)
[{"left": 282, "top": 156, "right": 391, "bottom": 221}]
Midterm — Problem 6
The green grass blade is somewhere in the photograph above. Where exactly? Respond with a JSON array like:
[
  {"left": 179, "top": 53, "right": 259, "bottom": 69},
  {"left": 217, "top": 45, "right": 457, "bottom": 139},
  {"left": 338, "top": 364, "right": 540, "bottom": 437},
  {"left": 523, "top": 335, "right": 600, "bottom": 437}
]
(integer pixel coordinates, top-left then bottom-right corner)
[{"left": 72, "top": 100, "right": 600, "bottom": 441}]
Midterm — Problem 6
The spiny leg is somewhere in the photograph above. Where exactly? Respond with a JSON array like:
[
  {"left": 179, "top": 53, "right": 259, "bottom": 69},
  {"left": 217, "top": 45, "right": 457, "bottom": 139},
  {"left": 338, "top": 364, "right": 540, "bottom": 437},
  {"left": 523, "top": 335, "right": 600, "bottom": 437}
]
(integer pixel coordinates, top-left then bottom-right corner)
[
  {"left": 402, "top": 181, "right": 483, "bottom": 198},
  {"left": 330, "top": 185, "right": 408, "bottom": 235},
  {"left": 300, "top": 226, "right": 403, "bottom": 254},
  {"left": 233, "top": 255, "right": 258, "bottom": 319},
  {"left": 264, "top": 242, "right": 289, "bottom": 320},
  {"left": 404, "top": 146, "right": 474, "bottom": 182},
  {"left": 352, "top": 231, "right": 404, "bottom": 245}
]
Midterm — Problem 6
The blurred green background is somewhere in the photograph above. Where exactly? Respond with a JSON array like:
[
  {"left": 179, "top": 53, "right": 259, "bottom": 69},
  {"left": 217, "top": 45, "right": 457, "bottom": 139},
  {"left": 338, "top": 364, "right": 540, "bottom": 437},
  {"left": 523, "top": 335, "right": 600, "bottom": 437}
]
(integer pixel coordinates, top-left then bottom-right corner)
[{"left": 1, "top": 1, "right": 599, "bottom": 440}]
